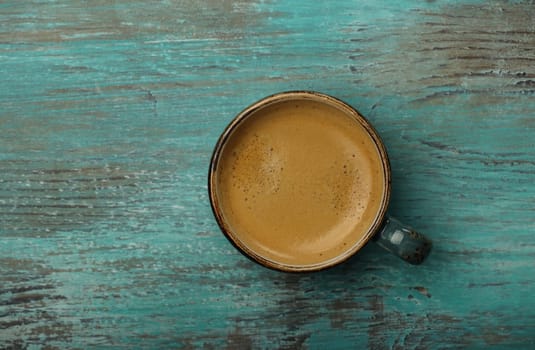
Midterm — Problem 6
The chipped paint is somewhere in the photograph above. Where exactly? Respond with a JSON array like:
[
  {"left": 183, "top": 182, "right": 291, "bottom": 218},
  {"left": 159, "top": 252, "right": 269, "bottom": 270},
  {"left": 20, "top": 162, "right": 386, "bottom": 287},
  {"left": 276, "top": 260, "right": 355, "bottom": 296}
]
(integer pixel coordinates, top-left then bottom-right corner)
[{"left": 1, "top": 0, "right": 535, "bottom": 348}]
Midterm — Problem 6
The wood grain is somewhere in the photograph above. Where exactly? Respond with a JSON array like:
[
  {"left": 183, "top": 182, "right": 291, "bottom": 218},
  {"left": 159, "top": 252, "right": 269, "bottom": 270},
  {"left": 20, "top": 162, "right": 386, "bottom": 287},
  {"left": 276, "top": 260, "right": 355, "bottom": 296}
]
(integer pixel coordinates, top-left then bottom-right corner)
[{"left": 1, "top": 0, "right": 535, "bottom": 348}]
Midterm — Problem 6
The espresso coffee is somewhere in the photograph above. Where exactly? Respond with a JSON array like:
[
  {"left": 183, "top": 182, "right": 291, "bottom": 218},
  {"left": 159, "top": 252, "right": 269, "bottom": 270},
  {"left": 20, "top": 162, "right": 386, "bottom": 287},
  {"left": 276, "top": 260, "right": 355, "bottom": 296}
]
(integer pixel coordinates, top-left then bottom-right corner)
[{"left": 212, "top": 97, "right": 388, "bottom": 268}]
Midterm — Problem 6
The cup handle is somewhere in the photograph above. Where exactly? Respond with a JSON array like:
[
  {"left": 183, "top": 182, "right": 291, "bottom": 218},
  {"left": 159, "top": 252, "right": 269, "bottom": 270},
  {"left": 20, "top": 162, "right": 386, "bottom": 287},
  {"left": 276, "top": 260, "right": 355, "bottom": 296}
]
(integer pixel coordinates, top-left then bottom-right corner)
[{"left": 372, "top": 216, "right": 432, "bottom": 265}]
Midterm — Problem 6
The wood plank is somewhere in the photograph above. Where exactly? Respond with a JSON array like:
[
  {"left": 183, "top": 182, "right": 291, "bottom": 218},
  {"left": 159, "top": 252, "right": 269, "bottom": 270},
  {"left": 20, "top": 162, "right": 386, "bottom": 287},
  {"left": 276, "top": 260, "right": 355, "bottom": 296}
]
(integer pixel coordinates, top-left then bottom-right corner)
[{"left": 1, "top": 0, "right": 534, "bottom": 348}]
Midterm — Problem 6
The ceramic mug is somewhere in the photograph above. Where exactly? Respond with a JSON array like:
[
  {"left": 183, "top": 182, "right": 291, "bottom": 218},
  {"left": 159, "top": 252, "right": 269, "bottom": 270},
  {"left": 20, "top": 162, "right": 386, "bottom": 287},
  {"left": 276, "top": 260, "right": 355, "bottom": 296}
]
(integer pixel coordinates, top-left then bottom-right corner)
[{"left": 208, "top": 91, "right": 431, "bottom": 272}]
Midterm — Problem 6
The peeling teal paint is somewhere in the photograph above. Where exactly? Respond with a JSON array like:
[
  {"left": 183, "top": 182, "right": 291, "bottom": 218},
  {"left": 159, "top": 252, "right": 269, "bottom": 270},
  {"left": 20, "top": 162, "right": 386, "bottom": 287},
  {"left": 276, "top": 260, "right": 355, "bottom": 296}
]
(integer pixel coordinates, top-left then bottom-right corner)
[{"left": 1, "top": 0, "right": 535, "bottom": 348}]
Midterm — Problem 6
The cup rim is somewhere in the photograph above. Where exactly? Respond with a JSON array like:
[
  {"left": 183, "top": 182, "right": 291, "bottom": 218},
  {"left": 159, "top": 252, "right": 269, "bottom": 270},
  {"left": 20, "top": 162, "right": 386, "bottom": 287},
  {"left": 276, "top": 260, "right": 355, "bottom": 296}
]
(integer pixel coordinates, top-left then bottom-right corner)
[{"left": 208, "top": 91, "right": 391, "bottom": 272}]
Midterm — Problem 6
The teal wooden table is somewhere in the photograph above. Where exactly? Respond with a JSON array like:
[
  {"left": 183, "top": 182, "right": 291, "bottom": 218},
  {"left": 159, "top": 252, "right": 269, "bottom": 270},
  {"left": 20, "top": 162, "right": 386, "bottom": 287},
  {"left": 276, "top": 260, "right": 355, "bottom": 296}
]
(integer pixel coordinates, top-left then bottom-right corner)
[{"left": 1, "top": 1, "right": 534, "bottom": 349}]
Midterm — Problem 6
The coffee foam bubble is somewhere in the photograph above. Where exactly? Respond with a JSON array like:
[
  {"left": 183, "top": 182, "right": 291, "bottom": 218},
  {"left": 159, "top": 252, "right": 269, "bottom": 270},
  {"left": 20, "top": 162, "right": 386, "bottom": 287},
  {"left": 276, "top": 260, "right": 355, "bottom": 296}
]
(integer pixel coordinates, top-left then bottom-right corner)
[{"left": 224, "top": 133, "right": 284, "bottom": 212}]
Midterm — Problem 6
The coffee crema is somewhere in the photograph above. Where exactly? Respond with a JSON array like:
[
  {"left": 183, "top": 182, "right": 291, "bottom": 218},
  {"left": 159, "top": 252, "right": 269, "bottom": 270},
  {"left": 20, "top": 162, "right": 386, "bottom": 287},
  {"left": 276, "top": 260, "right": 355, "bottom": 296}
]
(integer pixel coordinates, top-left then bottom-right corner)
[{"left": 212, "top": 97, "right": 388, "bottom": 268}]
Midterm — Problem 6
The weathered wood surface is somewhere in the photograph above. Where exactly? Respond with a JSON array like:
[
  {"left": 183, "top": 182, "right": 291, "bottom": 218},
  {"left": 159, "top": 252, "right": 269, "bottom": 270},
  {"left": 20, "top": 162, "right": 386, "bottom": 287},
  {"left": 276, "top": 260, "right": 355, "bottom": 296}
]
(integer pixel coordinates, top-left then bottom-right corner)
[{"left": 1, "top": 1, "right": 535, "bottom": 348}]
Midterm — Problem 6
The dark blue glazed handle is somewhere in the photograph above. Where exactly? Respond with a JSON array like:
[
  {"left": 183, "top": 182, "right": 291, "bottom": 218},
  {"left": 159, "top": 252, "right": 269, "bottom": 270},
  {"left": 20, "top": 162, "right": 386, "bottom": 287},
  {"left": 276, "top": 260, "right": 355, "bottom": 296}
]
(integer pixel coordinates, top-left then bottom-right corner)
[{"left": 372, "top": 216, "right": 432, "bottom": 265}]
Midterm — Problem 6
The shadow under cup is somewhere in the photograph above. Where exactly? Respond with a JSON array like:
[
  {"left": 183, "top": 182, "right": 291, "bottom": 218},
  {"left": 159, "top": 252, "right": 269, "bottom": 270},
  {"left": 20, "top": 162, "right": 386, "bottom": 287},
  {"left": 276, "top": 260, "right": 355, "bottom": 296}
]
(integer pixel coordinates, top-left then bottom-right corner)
[{"left": 209, "top": 91, "right": 392, "bottom": 272}]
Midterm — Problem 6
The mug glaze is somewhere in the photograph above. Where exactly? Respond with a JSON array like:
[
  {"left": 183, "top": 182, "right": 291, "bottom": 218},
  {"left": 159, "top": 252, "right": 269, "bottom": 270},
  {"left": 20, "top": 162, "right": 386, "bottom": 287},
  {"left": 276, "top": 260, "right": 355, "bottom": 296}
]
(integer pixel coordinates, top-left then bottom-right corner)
[{"left": 208, "top": 91, "right": 431, "bottom": 272}]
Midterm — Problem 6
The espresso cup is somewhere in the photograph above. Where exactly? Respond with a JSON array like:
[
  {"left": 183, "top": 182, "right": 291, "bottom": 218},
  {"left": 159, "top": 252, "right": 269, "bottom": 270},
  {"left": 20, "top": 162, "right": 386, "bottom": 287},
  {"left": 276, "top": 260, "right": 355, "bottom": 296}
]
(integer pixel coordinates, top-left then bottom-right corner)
[{"left": 209, "top": 91, "right": 431, "bottom": 272}]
